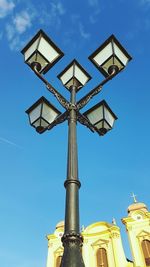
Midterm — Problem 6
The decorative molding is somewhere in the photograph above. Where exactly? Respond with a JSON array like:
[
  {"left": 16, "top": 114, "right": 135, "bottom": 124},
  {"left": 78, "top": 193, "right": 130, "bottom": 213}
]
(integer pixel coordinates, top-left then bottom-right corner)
[
  {"left": 33, "top": 68, "right": 70, "bottom": 110},
  {"left": 62, "top": 232, "right": 83, "bottom": 247},
  {"left": 110, "top": 232, "right": 120, "bottom": 239},
  {"left": 137, "top": 230, "right": 150, "bottom": 240},
  {"left": 91, "top": 238, "right": 109, "bottom": 249}
]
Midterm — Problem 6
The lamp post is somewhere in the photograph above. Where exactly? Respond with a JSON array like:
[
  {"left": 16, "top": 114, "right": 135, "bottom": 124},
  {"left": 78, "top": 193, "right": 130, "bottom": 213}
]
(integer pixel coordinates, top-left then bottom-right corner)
[{"left": 21, "top": 30, "right": 132, "bottom": 267}]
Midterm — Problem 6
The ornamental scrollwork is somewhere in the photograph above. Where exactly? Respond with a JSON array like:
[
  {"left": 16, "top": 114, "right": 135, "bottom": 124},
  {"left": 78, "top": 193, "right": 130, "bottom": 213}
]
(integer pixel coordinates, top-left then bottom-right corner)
[
  {"left": 77, "top": 85, "right": 102, "bottom": 110},
  {"left": 46, "top": 84, "right": 69, "bottom": 109}
]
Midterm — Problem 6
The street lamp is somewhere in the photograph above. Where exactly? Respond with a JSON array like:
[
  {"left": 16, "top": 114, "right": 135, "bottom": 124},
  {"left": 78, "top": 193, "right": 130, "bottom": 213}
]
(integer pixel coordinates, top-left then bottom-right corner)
[
  {"left": 22, "top": 30, "right": 132, "bottom": 267},
  {"left": 83, "top": 100, "right": 118, "bottom": 136},
  {"left": 26, "top": 96, "right": 61, "bottom": 133},
  {"left": 89, "top": 34, "right": 132, "bottom": 77},
  {"left": 21, "top": 29, "right": 64, "bottom": 74},
  {"left": 57, "top": 59, "right": 91, "bottom": 91}
]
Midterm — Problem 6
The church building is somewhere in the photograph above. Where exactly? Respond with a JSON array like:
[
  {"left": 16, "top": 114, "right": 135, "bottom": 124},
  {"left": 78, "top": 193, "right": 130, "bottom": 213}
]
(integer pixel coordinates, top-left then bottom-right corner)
[{"left": 46, "top": 198, "right": 150, "bottom": 267}]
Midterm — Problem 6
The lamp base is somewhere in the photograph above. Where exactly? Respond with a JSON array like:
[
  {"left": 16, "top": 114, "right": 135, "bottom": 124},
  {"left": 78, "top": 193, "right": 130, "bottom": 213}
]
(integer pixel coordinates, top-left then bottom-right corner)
[
  {"left": 99, "top": 128, "right": 108, "bottom": 136},
  {"left": 61, "top": 233, "right": 85, "bottom": 267},
  {"left": 36, "top": 126, "right": 45, "bottom": 133}
]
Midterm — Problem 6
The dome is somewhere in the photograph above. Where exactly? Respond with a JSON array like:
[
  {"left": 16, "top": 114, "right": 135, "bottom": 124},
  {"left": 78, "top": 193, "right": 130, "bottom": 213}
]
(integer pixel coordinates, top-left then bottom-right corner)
[
  {"left": 56, "top": 221, "right": 64, "bottom": 229},
  {"left": 128, "top": 202, "right": 148, "bottom": 214}
]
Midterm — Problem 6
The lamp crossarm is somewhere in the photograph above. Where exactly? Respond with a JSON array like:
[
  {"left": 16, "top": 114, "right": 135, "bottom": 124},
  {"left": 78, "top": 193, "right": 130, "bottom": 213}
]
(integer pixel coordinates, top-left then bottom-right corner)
[
  {"left": 77, "top": 112, "right": 97, "bottom": 133},
  {"left": 77, "top": 71, "right": 117, "bottom": 110},
  {"left": 33, "top": 66, "right": 70, "bottom": 110},
  {"left": 77, "top": 85, "right": 102, "bottom": 110}
]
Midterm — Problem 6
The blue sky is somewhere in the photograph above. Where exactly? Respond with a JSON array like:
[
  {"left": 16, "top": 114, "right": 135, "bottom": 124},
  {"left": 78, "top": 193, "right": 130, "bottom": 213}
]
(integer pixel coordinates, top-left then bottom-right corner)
[{"left": 0, "top": 0, "right": 150, "bottom": 266}]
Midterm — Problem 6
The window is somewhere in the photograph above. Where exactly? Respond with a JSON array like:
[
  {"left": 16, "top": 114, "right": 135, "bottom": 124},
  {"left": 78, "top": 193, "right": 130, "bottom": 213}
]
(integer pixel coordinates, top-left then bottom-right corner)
[
  {"left": 56, "top": 255, "right": 62, "bottom": 267},
  {"left": 142, "top": 240, "right": 150, "bottom": 266},
  {"left": 96, "top": 248, "right": 108, "bottom": 267}
]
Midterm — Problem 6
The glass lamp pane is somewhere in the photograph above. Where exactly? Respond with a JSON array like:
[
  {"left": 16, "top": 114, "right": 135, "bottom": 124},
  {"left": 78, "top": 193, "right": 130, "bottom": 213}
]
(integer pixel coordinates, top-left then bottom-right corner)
[
  {"left": 95, "top": 120, "right": 103, "bottom": 130},
  {"left": 101, "top": 56, "right": 124, "bottom": 75},
  {"left": 33, "top": 118, "right": 49, "bottom": 128},
  {"left": 95, "top": 120, "right": 111, "bottom": 135},
  {"left": 27, "top": 52, "right": 49, "bottom": 72},
  {"left": 59, "top": 65, "right": 74, "bottom": 85},
  {"left": 104, "top": 106, "right": 115, "bottom": 128},
  {"left": 75, "top": 64, "right": 90, "bottom": 86},
  {"left": 42, "top": 102, "right": 60, "bottom": 124},
  {"left": 103, "top": 121, "right": 111, "bottom": 130},
  {"left": 86, "top": 106, "right": 103, "bottom": 125},
  {"left": 24, "top": 37, "right": 40, "bottom": 61},
  {"left": 29, "top": 104, "right": 42, "bottom": 124},
  {"left": 38, "top": 37, "right": 60, "bottom": 63},
  {"left": 114, "top": 42, "right": 129, "bottom": 66},
  {"left": 93, "top": 42, "right": 112, "bottom": 66}
]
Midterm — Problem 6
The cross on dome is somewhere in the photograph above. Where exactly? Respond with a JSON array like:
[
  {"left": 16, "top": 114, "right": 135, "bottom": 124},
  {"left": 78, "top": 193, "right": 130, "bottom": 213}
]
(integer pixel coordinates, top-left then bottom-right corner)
[{"left": 131, "top": 193, "right": 137, "bottom": 203}]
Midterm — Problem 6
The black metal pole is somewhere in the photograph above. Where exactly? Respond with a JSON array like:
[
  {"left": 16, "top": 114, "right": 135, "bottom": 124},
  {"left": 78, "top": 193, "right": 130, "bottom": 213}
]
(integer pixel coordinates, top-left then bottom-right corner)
[{"left": 61, "top": 85, "right": 85, "bottom": 267}]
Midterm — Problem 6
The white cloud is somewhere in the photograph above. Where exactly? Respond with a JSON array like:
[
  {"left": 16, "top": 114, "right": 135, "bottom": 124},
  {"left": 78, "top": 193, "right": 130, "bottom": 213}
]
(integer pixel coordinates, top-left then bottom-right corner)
[
  {"left": 5, "top": 23, "right": 14, "bottom": 40},
  {"left": 71, "top": 14, "right": 80, "bottom": 24},
  {"left": 0, "top": 0, "right": 15, "bottom": 18},
  {"left": 65, "top": 15, "right": 91, "bottom": 45},
  {"left": 5, "top": 9, "right": 35, "bottom": 50},
  {"left": 89, "top": 9, "right": 101, "bottom": 24},
  {"left": 140, "top": 0, "right": 150, "bottom": 4},
  {"left": 88, "top": 0, "right": 99, "bottom": 7},
  {"left": 88, "top": 0, "right": 101, "bottom": 24},
  {"left": 13, "top": 10, "right": 32, "bottom": 33},
  {"left": 8, "top": 35, "right": 25, "bottom": 50},
  {"left": 54, "top": 2, "right": 65, "bottom": 15},
  {"left": 39, "top": 1, "right": 65, "bottom": 28},
  {"left": 79, "top": 23, "right": 90, "bottom": 39},
  {"left": 3, "top": 1, "right": 66, "bottom": 51},
  {"left": 0, "top": 136, "right": 22, "bottom": 148}
]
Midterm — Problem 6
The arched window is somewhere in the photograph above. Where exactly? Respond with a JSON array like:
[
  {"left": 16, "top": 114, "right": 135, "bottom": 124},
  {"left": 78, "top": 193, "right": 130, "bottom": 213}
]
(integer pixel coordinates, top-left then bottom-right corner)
[
  {"left": 56, "top": 255, "right": 62, "bottom": 267},
  {"left": 142, "top": 239, "right": 150, "bottom": 266},
  {"left": 96, "top": 248, "right": 108, "bottom": 267}
]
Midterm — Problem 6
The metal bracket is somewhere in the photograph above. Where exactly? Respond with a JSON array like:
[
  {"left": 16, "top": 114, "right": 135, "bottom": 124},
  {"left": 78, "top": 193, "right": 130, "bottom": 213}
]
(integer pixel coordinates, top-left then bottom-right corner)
[
  {"left": 77, "top": 85, "right": 102, "bottom": 110},
  {"left": 77, "top": 112, "right": 96, "bottom": 133},
  {"left": 33, "top": 66, "right": 70, "bottom": 110},
  {"left": 77, "top": 70, "right": 117, "bottom": 110},
  {"left": 68, "top": 103, "right": 78, "bottom": 110},
  {"left": 46, "top": 84, "right": 69, "bottom": 110}
]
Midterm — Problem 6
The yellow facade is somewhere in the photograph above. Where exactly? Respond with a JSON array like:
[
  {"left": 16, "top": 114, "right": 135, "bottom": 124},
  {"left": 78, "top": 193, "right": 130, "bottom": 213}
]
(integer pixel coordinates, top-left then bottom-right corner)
[
  {"left": 46, "top": 199, "right": 150, "bottom": 267},
  {"left": 122, "top": 200, "right": 150, "bottom": 267}
]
